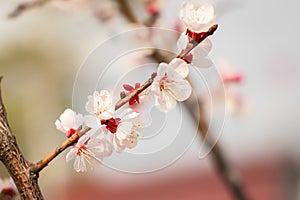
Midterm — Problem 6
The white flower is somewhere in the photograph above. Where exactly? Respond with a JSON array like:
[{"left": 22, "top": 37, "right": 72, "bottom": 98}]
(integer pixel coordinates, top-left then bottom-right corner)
[
  {"left": 152, "top": 58, "right": 192, "bottom": 112},
  {"left": 55, "top": 108, "right": 83, "bottom": 138},
  {"left": 104, "top": 108, "right": 142, "bottom": 152},
  {"left": 85, "top": 90, "right": 114, "bottom": 120},
  {"left": 179, "top": 2, "right": 215, "bottom": 33},
  {"left": 84, "top": 90, "right": 115, "bottom": 136},
  {"left": 66, "top": 132, "right": 112, "bottom": 172}
]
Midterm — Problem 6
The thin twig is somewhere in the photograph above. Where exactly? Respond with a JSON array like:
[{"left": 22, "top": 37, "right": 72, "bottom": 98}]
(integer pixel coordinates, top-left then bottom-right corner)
[
  {"left": 177, "top": 24, "right": 218, "bottom": 59},
  {"left": 32, "top": 127, "right": 91, "bottom": 173},
  {"left": 115, "top": 72, "right": 157, "bottom": 110},
  {"left": 34, "top": 72, "right": 157, "bottom": 172},
  {"left": 8, "top": 0, "right": 49, "bottom": 18}
]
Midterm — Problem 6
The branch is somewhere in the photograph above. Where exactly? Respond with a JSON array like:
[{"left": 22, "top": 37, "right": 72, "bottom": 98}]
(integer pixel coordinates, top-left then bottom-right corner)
[
  {"left": 194, "top": 99, "right": 249, "bottom": 200},
  {"left": 8, "top": 0, "right": 49, "bottom": 18},
  {"left": 32, "top": 127, "right": 91, "bottom": 173},
  {"left": 149, "top": 25, "right": 249, "bottom": 199},
  {"left": 177, "top": 24, "right": 218, "bottom": 60},
  {"left": 0, "top": 77, "right": 44, "bottom": 199},
  {"left": 115, "top": 72, "right": 157, "bottom": 110},
  {"left": 115, "top": 0, "right": 139, "bottom": 24},
  {"left": 33, "top": 72, "right": 157, "bottom": 172},
  {"left": 116, "top": 0, "right": 159, "bottom": 27}
]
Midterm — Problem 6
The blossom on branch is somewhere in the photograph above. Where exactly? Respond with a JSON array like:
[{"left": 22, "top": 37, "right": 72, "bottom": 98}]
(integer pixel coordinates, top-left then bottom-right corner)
[
  {"left": 177, "top": 2, "right": 215, "bottom": 67},
  {"left": 55, "top": 108, "right": 83, "bottom": 138},
  {"left": 152, "top": 58, "right": 192, "bottom": 112},
  {"left": 108, "top": 108, "right": 143, "bottom": 152},
  {"left": 177, "top": 33, "right": 213, "bottom": 68},
  {"left": 66, "top": 132, "right": 112, "bottom": 172},
  {"left": 85, "top": 90, "right": 114, "bottom": 121},
  {"left": 179, "top": 2, "right": 215, "bottom": 34},
  {"left": 84, "top": 90, "right": 143, "bottom": 152}
]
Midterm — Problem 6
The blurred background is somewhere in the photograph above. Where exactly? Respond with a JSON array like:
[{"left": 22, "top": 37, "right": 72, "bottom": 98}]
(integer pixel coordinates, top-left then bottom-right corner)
[{"left": 0, "top": 0, "right": 300, "bottom": 199}]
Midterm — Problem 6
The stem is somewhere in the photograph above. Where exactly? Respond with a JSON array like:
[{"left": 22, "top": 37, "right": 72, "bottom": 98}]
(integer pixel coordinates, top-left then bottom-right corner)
[
  {"left": 0, "top": 77, "right": 44, "bottom": 199},
  {"left": 8, "top": 0, "right": 49, "bottom": 18},
  {"left": 115, "top": 72, "right": 157, "bottom": 110},
  {"left": 114, "top": 25, "right": 217, "bottom": 111},
  {"left": 177, "top": 24, "right": 218, "bottom": 59},
  {"left": 32, "top": 127, "right": 91, "bottom": 173}
]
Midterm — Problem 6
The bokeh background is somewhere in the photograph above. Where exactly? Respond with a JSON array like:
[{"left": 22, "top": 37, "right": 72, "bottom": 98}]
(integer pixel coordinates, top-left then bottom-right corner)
[{"left": 0, "top": 0, "right": 300, "bottom": 199}]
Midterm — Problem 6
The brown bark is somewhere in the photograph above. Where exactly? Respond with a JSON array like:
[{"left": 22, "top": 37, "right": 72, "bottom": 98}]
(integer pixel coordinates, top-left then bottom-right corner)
[{"left": 0, "top": 77, "right": 44, "bottom": 200}]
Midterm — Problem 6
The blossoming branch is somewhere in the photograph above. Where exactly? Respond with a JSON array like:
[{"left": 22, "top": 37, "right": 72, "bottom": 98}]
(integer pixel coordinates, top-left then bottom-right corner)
[{"left": 47, "top": 2, "right": 218, "bottom": 173}]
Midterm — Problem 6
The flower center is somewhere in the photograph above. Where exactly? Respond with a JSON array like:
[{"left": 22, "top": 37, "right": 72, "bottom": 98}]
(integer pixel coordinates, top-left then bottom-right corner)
[
  {"left": 101, "top": 118, "right": 121, "bottom": 134},
  {"left": 66, "top": 128, "right": 76, "bottom": 138},
  {"left": 77, "top": 145, "right": 87, "bottom": 155},
  {"left": 159, "top": 74, "right": 168, "bottom": 91}
]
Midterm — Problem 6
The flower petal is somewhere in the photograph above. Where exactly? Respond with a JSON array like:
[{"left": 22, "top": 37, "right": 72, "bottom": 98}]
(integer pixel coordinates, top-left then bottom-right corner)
[
  {"left": 192, "top": 39, "right": 212, "bottom": 58},
  {"left": 60, "top": 109, "right": 77, "bottom": 129},
  {"left": 179, "top": 2, "right": 215, "bottom": 33},
  {"left": 85, "top": 94, "right": 97, "bottom": 114},
  {"left": 55, "top": 120, "right": 66, "bottom": 133},
  {"left": 155, "top": 91, "right": 177, "bottom": 112},
  {"left": 111, "top": 134, "right": 124, "bottom": 153},
  {"left": 139, "top": 91, "right": 152, "bottom": 104},
  {"left": 73, "top": 113, "right": 83, "bottom": 129},
  {"left": 99, "top": 111, "right": 114, "bottom": 120},
  {"left": 169, "top": 58, "right": 189, "bottom": 78},
  {"left": 84, "top": 115, "right": 99, "bottom": 128},
  {"left": 192, "top": 57, "right": 213, "bottom": 68},
  {"left": 74, "top": 155, "right": 86, "bottom": 172},
  {"left": 157, "top": 63, "right": 169, "bottom": 78},
  {"left": 66, "top": 148, "right": 77, "bottom": 162},
  {"left": 167, "top": 79, "right": 192, "bottom": 101},
  {"left": 177, "top": 31, "right": 189, "bottom": 50}
]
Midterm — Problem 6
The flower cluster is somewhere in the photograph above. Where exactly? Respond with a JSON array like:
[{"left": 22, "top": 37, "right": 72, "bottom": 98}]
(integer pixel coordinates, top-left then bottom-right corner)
[
  {"left": 55, "top": 1, "right": 216, "bottom": 172},
  {"left": 177, "top": 2, "right": 215, "bottom": 67},
  {"left": 56, "top": 90, "right": 144, "bottom": 172}
]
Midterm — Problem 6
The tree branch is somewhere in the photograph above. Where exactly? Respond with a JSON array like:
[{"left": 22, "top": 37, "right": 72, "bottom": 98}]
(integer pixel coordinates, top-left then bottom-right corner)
[
  {"left": 115, "top": 72, "right": 157, "bottom": 110},
  {"left": 195, "top": 98, "right": 249, "bottom": 200},
  {"left": 115, "top": 0, "right": 139, "bottom": 24},
  {"left": 177, "top": 24, "right": 218, "bottom": 60},
  {"left": 0, "top": 77, "right": 44, "bottom": 199},
  {"left": 32, "top": 127, "right": 91, "bottom": 173},
  {"left": 148, "top": 24, "right": 249, "bottom": 199},
  {"left": 116, "top": 0, "right": 159, "bottom": 27},
  {"left": 8, "top": 0, "right": 49, "bottom": 18}
]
